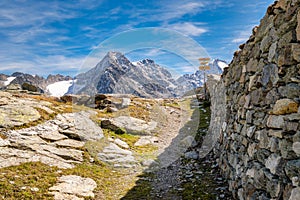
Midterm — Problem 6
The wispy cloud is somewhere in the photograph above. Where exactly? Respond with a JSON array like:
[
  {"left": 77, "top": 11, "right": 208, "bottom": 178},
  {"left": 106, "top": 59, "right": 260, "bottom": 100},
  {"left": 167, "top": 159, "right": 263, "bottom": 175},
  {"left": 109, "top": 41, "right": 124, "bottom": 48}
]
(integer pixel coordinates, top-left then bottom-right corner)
[
  {"left": 158, "top": 1, "right": 205, "bottom": 20},
  {"left": 125, "top": 0, "right": 224, "bottom": 25},
  {"left": 0, "top": 2, "right": 77, "bottom": 28},
  {"left": 0, "top": 0, "right": 271, "bottom": 77},
  {"left": 231, "top": 27, "right": 253, "bottom": 44},
  {"left": 165, "top": 22, "right": 208, "bottom": 36}
]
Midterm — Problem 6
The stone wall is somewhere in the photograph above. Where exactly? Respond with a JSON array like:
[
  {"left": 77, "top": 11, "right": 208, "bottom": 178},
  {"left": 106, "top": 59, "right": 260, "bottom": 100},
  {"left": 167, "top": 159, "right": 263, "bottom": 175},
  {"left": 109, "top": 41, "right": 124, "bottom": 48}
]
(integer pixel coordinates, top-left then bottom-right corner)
[{"left": 208, "top": 0, "right": 300, "bottom": 199}]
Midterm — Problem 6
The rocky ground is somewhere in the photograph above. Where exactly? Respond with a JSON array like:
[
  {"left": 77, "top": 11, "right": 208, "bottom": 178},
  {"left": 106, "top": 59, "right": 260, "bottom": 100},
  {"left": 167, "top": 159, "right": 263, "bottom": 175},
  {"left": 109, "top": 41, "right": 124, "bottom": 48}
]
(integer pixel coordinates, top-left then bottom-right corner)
[{"left": 0, "top": 91, "right": 232, "bottom": 199}]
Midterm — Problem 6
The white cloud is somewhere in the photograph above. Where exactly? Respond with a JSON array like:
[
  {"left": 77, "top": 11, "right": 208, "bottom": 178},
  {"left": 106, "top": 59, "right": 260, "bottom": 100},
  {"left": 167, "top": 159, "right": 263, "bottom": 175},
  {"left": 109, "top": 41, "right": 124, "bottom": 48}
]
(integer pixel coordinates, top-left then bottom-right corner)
[
  {"left": 142, "top": 49, "right": 167, "bottom": 57},
  {"left": 166, "top": 22, "right": 208, "bottom": 36},
  {"left": 0, "top": 2, "right": 77, "bottom": 28},
  {"left": 180, "top": 65, "right": 197, "bottom": 73},
  {"left": 231, "top": 27, "right": 253, "bottom": 44},
  {"left": 159, "top": 1, "right": 205, "bottom": 20},
  {"left": 0, "top": 55, "right": 84, "bottom": 76},
  {"left": 232, "top": 38, "right": 248, "bottom": 43},
  {"left": 127, "top": 0, "right": 224, "bottom": 24}
]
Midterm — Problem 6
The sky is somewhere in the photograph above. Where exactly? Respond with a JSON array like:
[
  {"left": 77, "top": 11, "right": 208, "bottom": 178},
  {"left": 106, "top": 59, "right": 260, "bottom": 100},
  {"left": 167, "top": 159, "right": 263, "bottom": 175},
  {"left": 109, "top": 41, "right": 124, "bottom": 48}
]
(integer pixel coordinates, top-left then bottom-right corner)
[{"left": 0, "top": 0, "right": 275, "bottom": 76}]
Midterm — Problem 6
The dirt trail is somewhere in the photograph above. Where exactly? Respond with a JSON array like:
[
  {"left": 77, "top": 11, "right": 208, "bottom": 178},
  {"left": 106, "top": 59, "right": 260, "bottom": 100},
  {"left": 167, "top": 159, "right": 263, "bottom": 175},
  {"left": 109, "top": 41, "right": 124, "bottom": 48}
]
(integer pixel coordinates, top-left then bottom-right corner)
[{"left": 121, "top": 98, "right": 233, "bottom": 200}]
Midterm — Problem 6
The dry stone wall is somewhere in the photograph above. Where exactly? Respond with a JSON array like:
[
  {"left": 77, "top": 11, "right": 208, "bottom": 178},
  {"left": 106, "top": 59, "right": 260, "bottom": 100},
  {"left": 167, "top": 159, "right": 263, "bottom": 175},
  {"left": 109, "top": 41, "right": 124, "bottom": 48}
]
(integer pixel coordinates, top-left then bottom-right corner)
[{"left": 208, "top": 0, "right": 300, "bottom": 199}]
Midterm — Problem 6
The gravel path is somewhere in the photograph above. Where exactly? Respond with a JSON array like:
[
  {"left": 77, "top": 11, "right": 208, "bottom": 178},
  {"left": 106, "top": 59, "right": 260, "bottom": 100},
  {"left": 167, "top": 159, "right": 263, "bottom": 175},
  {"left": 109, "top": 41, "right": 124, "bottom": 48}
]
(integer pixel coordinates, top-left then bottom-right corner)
[{"left": 122, "top": 98, "right": 233, "bottom": 199}]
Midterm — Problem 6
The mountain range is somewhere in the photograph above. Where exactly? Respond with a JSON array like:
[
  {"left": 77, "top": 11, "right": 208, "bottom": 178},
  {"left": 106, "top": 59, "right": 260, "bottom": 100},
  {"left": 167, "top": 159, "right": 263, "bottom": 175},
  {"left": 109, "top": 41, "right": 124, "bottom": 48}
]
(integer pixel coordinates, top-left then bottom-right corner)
[{"left": 0, "top": 52, "right": 227, "bottom": 98}]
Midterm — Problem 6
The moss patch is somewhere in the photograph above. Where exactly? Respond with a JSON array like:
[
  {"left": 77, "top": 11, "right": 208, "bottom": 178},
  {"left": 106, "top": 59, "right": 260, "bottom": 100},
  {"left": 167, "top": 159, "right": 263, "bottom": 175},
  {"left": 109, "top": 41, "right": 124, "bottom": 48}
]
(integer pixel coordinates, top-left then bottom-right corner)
[
  {"left": 62, "top": 162, "right": 137, "bottom": 200},
  {"left": 102, "top": 129, "right": 140, "bottom": 148}
]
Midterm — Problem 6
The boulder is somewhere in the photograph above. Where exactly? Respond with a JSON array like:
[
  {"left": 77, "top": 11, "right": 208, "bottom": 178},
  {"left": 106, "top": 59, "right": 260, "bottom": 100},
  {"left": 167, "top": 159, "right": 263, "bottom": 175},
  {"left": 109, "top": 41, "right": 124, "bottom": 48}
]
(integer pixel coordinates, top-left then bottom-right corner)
[
  {"left": 0, "top": 147, "right": 75, "bottom": 169},
  {"left": 134, "top": 136, "right": 159, "bottom": 147},
  {"left": 98, "top": 143, "right": 136, "bottom": 167},
  {"left": 111, "top": 116, "right": 157, "bottom": 135},
  {"left": 21, "top": 82, "right": 43, "bottom": 93},
  {"left": 121, "top": 98, "right": 131, "bottom": 108},
  {"left": 285, "top": 159, "right": 300, "bottom": 184},
  {"left": 102, "top": 143, "right": 132, "bottom": 155},
  {"left": 49, "top": 175, "right": 97, "bottom": 199},
  {"left": 100, "top": 119, "right": 126, "bottom": 134},
  {"left": 180, "top": 136, "right": 197, "bottom": 148},
  {"left": 6, "top": 84, "right": 21, "bottom": 90},
  {"left": 59, "top": 112, "right": 104, "bottom": 141},
  {"left": 60, "top": 94, "right": 77, "bottom": 103}
]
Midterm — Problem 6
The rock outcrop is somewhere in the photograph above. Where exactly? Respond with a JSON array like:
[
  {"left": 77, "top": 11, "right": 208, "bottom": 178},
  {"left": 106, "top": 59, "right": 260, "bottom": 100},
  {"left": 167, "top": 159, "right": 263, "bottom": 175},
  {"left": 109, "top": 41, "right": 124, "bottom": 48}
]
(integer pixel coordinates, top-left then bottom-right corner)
[
  {"left": 208, "top": 0, "right": 300, "bottom": 199},
  {"left": 49, "top": 175, "right": 97, "bottom": 200},
  {"left": 0, "top": 72, "right": 73, "bottom": 94},
  {"left": 0, "top": 92, "right": 103, "bottom": 169},
  {"left": 101, "top": 116, "right": 157, "bottom": 135}
]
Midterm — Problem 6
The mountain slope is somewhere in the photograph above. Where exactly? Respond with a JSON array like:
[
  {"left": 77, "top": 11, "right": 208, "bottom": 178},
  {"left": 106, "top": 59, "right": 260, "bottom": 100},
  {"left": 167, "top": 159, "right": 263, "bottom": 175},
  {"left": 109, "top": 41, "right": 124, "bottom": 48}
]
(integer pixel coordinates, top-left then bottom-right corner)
[
  {"left": 71, "top": 52, "right": 178, "bottom": 98},
  {"left": 175, "top": 59, "right": 227, "bottom": 94},
  {"left": 0, "top": 53, "right": 227, "bottom": 98},
  {"left": 0, "top": 72, "right": 73, "bottom": 95}
]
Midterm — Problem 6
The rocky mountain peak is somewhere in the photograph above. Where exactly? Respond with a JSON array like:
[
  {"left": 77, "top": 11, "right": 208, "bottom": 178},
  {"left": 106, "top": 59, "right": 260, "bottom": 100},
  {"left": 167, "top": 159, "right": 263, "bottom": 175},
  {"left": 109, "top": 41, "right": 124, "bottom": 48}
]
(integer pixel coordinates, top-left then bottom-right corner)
[
  {"left": 46, "top": 74, "right": 73, "bottom": 83},
  {"left": 140, "top": 59, "right": 155, "bottom": 65},
  {"left": 106, "top": 51, "right": 123, "bottom": 60}
]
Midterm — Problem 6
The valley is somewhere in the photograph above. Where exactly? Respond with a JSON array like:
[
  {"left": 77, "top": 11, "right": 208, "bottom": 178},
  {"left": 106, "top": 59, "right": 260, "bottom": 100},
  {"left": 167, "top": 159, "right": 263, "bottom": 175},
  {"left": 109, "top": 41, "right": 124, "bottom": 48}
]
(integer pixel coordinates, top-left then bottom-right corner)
[
  {"left": 0, "top": 90, "right": 231, "bottom": 199},
  {"left": 0, "top": 1, "right": 300, "bottom": 199}
]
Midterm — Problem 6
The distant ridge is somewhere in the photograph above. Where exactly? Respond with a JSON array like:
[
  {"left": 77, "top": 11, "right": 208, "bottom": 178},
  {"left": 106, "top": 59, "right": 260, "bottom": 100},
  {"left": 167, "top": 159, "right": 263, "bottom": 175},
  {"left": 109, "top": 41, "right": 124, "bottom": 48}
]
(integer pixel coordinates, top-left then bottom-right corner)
[{"left": 0, "top": 52, "right": 227, "bottom": 97}]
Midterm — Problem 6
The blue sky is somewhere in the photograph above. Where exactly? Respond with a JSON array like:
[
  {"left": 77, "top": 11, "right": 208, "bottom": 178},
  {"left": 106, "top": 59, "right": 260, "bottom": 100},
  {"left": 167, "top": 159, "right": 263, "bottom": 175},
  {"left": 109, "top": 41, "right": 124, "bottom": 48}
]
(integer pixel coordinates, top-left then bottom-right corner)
[{"left": 0, "top": 0, "right": 274, "bottom": 76}]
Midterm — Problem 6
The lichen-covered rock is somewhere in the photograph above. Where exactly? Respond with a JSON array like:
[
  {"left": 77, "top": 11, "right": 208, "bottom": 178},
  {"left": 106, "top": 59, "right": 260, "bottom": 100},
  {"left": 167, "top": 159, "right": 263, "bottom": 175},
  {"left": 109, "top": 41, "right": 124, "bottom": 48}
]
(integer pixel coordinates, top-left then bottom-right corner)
[
  {"left": 0, "top": 105, "right": 41, "bottom": 128},
  {"left": 272, "top": 99, "right": 299, "bottom": 115}
]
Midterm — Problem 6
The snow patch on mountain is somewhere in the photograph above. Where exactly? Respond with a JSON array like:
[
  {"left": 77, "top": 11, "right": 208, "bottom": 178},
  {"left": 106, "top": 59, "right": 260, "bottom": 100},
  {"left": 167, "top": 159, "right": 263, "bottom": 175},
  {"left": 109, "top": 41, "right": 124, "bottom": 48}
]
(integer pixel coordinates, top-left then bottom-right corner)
[
  {"left": 216, "top": 60, "right": 228, "bottom": 70},
  {"left": 4, "top": 77, "right": 16, "bottom": 86},
  {"left": 47, "top": 80, "right": 75, "bottom": 97}
]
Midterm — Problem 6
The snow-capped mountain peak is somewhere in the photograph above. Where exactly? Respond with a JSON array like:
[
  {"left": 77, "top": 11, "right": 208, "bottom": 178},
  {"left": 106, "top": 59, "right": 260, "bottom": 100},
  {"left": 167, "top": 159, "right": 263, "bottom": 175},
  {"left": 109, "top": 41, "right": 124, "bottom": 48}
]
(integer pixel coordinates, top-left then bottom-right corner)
[{"left": 212, "top": 59, "right": 228, "bottom": 70}]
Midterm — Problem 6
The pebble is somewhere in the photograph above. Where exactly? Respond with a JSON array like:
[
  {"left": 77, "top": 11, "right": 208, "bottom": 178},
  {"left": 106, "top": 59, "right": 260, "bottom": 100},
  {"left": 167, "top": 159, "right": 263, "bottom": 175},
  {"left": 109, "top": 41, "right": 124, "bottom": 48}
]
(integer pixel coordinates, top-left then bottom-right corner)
[{"left": 30, "top": 187, "right": 39, "bottom": 192}]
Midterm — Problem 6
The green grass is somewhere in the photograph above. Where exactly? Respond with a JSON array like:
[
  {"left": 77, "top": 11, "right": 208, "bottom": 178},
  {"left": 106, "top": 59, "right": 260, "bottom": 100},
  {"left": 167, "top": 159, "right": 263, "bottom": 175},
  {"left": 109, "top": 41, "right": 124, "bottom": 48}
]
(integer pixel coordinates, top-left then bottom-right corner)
[
  {"left": 120, "top": 172, "right": 154, "bottom": 200},
  {"left": 62, "top": 162, "right": 137, "bottom": 200},
  {"left": 0, "top": 158, "right": 140, "bottom": 200},
  {"left": 195, "top": 100, "right": 211, "bottom": 141},
  {"left": 0, "top": 162, "right": 58, "bottom": 200}
]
